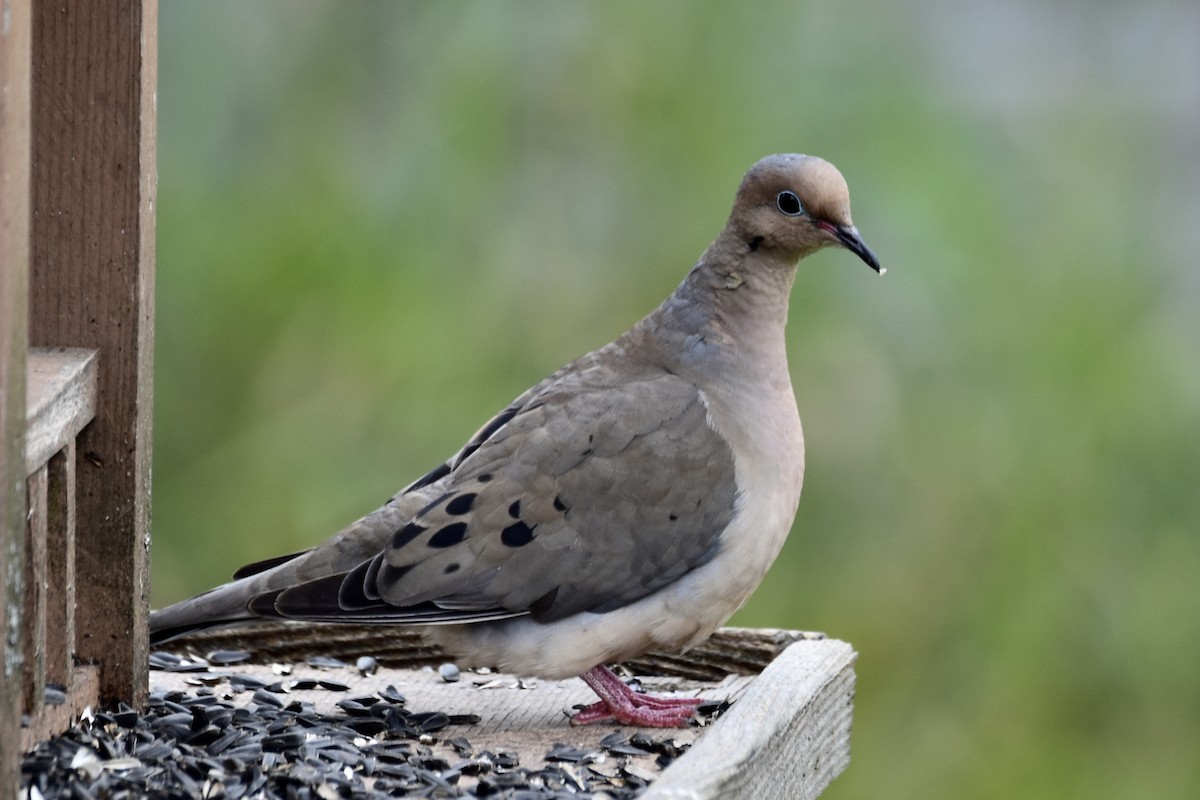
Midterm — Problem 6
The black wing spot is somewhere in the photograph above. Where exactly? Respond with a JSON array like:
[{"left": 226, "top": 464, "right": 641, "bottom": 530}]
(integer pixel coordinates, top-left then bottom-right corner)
[
  {"left": 477, "top": 473, "right": 493, "bottom": 483},
  {"left": 508, "top": 500, "right": 521, "bottom": 519},
  {"left": 428, "top": 522, "right": 468, "bottom": 548},
  {"left": 669, "top": 513, "right": 679, "bottom": 522},
  {"left": 553, "top": 495, "right": 568, "bottom": 513},
  {"left": 392, "top": 521, "right": 428, "bottom": 549},
  {"left": 530, "top": 586, "right": 559, "bottom": 618},
  {"left": 501, "top": 521, "right": 536, "bottom": 547},
  {"left": 445, "top": 493, "right": 477, "bottom": 516},
  {"left": 379, "top": 561, "right": 416, "bottom": 586},
  {"left": 444, "top": 563, "right": 461, "bottom": 575}
]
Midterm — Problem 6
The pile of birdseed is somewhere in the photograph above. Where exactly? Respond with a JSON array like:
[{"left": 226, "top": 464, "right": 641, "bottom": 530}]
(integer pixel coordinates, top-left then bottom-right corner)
[{"left": 21, "top": 651, "right": 710, "bottom": 799}]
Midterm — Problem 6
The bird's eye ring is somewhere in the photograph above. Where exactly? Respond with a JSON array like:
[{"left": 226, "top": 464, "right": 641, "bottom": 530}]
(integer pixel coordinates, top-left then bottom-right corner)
[{"left": 776, "top": 191, "right": 804, "bottom": 216}]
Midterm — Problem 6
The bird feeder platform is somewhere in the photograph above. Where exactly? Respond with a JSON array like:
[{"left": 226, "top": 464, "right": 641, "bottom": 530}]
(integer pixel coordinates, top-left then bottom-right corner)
[{"left": 142, "top": 625, "right": 856, "bottom": 799}]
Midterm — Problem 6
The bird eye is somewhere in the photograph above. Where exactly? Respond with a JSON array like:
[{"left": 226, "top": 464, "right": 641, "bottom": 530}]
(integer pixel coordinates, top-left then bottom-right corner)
[{"left": 776, "top": 191, "right": 804, "bottom": 216}]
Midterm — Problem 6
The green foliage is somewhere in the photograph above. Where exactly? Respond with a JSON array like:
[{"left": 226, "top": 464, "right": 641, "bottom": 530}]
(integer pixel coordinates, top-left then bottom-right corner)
[{"left": 156, "top": 3, "right": 1199, "bottom": 798}]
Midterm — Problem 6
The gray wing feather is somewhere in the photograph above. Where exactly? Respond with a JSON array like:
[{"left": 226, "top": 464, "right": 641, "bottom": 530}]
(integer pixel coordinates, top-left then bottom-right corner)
[{"left": 373, "top": 365, "right": 738, "bottom": 622}]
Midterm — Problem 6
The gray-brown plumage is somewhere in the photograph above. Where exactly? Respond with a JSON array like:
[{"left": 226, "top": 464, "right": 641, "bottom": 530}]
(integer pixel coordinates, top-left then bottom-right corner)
[{"left": 151, "top": 154, "right": 881, "bottom": 726}]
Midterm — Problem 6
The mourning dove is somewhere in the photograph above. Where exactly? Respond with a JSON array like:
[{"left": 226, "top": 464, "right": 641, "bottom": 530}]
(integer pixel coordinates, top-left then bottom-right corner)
[{"left": 151, "top": 154, "right": 881, "bottom": 727}]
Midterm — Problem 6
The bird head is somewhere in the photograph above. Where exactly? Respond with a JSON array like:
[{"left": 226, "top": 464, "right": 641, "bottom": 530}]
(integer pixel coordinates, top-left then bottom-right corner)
[{"left": 730, "top": 154, "right": 882, "bottom": 274}]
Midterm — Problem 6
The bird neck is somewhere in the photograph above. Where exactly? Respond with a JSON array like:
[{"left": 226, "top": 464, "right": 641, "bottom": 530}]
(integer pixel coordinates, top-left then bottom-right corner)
[{"left": 641, "top": 232, "right": 799, "bottom": 387}]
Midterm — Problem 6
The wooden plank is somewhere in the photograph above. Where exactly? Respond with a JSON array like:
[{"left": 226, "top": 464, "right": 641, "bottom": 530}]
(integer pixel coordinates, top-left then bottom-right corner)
[
  {"left": 22, "top": 466, "right": 49, "bottom": 716},
  {"left": 1, "top": 0, "right": 32, "bottom": 789},
  {"left": 646, "top": 639, "right": 857, "bottom": 800},
  {"left": 44, "top": 442, "right": 78, "bottom": 686},
  {"left": 29, "top": 0, "right": 157, "bottom": 707},
  {"left": 25, "top": 348, "right": 98, "bottom": 475},
  {"left": 18, "top": 664, "right": 100, "bottom": 753}
]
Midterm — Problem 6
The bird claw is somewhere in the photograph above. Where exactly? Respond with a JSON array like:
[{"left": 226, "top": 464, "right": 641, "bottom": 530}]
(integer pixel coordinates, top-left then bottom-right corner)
[
  {"left": 570, "top": 695, "right": 702, "bottom": 727},
  {"left": 572, "top": 665, "right": 708, "bottom": 727}
]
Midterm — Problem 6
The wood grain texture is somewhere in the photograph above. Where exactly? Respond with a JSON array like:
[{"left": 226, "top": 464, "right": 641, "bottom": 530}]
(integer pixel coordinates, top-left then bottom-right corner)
[
  {"left": 29, "top": 0, "right": 157, "bottom": 707},
  {"left": 24, "top": 348, "right": 97, "bottom": 475},
  {"left": 645, "top": 639, "right": 857, "bottom": 800},
  {"left": 22, "top": 466, "right": 48, "bottom": 716},
  {"left": 1, "top": 0, "right": 32, "bottom": 789},
  {"left": 18, "top": 664, "right": 99, "bottom": 753},
  {"left": 44, "top": 442, "right": 78, "bottom": 687}
]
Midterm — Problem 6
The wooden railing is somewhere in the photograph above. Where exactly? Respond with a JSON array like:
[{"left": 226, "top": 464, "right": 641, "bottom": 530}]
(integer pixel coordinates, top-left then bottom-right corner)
[
  {"left": 1, "top": 0, "right": 156, "bottom": 791},
  {"left": 19, "top": 349, "right": 100, "bottom": 747}
]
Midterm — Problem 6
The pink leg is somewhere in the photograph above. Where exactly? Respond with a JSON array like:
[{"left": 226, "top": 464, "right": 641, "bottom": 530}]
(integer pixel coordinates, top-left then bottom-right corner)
[{"left": 571, "top": 665, "right": 705, "bottom": 727}]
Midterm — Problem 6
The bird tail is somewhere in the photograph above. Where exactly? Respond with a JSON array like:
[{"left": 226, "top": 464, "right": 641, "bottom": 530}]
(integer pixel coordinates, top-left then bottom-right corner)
[{"left": 149, "top": 577, "right": 268, "bottom": 646}]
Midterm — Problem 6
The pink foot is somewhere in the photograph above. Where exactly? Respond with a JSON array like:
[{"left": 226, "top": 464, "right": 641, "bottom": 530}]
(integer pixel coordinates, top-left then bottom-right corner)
[{"left": 571, "top": 665, "right": 706, "bottom": 727}]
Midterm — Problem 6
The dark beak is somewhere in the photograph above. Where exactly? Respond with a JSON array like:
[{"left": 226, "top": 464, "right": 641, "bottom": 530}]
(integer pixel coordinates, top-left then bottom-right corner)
[{"left": 834, "top": 224, "right": 883, "bottom": 274}]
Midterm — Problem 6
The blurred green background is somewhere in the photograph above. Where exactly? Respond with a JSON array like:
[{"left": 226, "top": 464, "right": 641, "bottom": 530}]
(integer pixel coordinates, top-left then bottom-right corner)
[{"left": 154, "top": 2, "right": 1199, "bottom": 798}]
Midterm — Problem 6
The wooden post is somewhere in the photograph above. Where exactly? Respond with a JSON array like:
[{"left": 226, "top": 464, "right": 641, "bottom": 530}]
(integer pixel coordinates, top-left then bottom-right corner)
[
  {"left": 1, "top": 0, "right": 33, "bottom": 787},
  {"left": 44, "top": 443, "right": 78, "bottom": 689},
  {"left": 22, "top": 466, "right": 48, "bottom": 714},
  {"left": 28, "top": 0, "right": 157, "bottom": 707}
]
